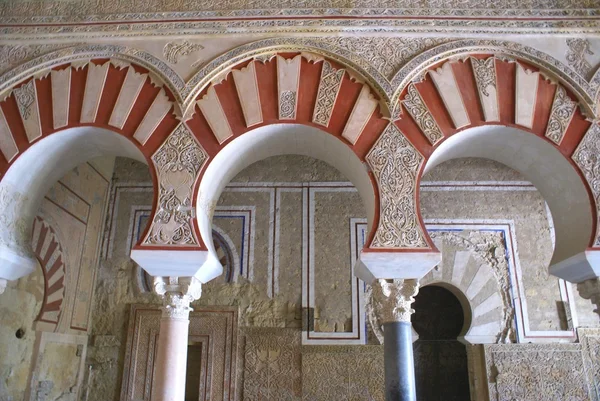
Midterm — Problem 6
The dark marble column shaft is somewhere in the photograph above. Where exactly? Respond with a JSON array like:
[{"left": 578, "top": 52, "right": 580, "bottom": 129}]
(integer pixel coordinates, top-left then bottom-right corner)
[{"left": 384, "top": 321, "right": 416, "bottom": 401}]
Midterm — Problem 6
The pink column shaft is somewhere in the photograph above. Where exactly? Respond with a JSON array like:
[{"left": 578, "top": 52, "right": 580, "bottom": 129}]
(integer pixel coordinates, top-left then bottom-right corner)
[{"left": 151, "top": 317, "right": 189, "bottom": 401}]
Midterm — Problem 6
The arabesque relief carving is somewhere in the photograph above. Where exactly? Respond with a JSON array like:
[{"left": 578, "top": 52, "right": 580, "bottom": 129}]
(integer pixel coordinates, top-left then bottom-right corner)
[
  {"left": 572, "top": 123, "right": 600, "bottom": 246},
  {"left": 366, "top": 123, "right": 428, "bottom": 249},
  {"left": 366, "top": 278, "right": 419, "bottom": 344},
  {"left": 545, "top": 86, "right": 577, "bottom": 145},
  {"left": 241, "top": 328, "right": 301, "bottom": 400},
  {"left": 485, "top": 344, "right": 589, "bottom": 401},
  {"left": 143, "top": 123, "right": 207, "bottom": 246}
]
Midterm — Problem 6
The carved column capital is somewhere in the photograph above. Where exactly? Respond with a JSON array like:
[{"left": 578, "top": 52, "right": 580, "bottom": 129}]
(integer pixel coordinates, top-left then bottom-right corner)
[
  {"left": 153, "top": 276, "right": 202, "bottom": 319},
  {"left": 577, "top": 278, "right": 600, "bottom": 318},
  {"left": 0, "top": 278, "right": 7, "bottom": 294},
  {"left": 369, "top": 279, "right": 420, "bottom": 324}
]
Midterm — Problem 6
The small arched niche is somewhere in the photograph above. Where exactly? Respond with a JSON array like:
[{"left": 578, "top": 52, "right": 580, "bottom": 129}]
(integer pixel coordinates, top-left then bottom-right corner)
[{"left": 418, "top": 127, "right": 594, "bottom": 340}]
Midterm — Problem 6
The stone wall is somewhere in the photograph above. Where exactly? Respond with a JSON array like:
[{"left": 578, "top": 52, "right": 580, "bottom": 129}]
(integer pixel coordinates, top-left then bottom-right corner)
[
  {"left": 0, "top": 158, "right": 113, "bottom": 401},
  {"left": 81, "top": 154, "right": 599, "bottom": 400}
]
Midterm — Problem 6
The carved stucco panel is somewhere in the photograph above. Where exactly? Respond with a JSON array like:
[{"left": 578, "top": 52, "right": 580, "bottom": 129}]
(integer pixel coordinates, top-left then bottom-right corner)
[
  {"left": 366, "top": 123, "right": 428, "bottom": 249},
  {"left": 572, "top": 123, "right": 600, "bottom": 246},
  {"left": 143, "top": 123, "right": 207, "bottom": 246},
  {"left": 545, "top": 85, "right": 577, "bottom": 145},
  {"left": 241, "top": 328, "right": 301, "bottom": 401},
  {"left": 302, "top": 346, "right": 384, "bottom": 401},
  {"left": 485, "top": 344, "right": 589, "bottom": 401},
  {"left": 312, "top": 61, "right": 344, "bottom": 127},
  {"left": 579, "top": 328, "right": 600, "bottom": 401},
  {"left": 401, "top": 84, "right": 444, "bottom": 145}
]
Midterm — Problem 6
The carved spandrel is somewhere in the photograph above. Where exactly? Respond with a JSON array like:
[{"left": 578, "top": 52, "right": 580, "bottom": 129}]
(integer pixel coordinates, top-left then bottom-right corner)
[
  {"left": 143, "top": 124, "right": 208, "bottom": 246},
  {"left": 366, "top": 123, "right": 428, "bottom": 249}
]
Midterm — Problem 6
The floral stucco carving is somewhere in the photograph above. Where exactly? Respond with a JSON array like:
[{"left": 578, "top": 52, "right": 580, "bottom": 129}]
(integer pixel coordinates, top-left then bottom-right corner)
[
  {"left": 366, "top": 123, "right": 428, "bottom": 249},
  {"left": 485, "top": 344, "right": 590, "bottom": 401},
  {"left": 143, "top": 123, "right": 207, "bottom": 247},
  {"left": 579, "top": 328, "right": 600, "bottom": 401},
  {"left": 566, "top": 38, "right": 594, "bottom": 78},
  {"left": 572, "top": 123, "right": 600, "bottom": 246},
  {"left": 545, "top": 85, "right": 577, "bottom": 145},
  {"left": 163, "top": 41, "right": 204, "bottom": 64},
  {"left": 391, "top": 39, "right": 596, "bottom": 116}
]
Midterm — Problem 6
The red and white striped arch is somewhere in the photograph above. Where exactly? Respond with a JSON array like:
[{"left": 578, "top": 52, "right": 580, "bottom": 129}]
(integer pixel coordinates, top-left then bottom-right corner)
[
  {"left": 31, "top": 216, "right": 66, "bottom": 331},
  {"left": 393, "top": 56, "right": 591, "bottom": 159},
  {"left": 0, "top": 60, "right": 180, "bottom": 172},
  {"left": 388, "top": 54, "right": 600, "bottom": 281},
  {"left": 0, "top": 48, "right": 599, "bottom": 283}
]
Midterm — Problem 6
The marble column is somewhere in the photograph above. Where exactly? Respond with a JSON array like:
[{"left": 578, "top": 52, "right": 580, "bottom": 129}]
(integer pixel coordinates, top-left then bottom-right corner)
[
  {"left": 0, "top": 278, "right": 7, "bottom": 294},
  {"left": 577, "top": 278, "right": 600, "bottom": 320},
  {"left": 151, "top": 276, "right": 202, "bottom": 401},
  {"left": 370, "top": 279, "right": 420, "bottom": 401}
]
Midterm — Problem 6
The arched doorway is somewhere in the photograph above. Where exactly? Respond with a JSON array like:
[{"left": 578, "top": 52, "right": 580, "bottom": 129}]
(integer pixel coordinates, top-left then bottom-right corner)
[{"left": 412, "top": 285, "right": 471, "bottom": 401}]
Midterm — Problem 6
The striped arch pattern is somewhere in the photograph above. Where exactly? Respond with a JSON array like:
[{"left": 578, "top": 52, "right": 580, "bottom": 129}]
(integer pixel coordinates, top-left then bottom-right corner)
[
  {"left": 383, "top": 55, "right": 600, "bottom": 248},
  {"left": 31, "top": 216, "right": 66, "bottom": 329},
  {"left": 0, "top": 47, "right": 599, "bottom": 271}
]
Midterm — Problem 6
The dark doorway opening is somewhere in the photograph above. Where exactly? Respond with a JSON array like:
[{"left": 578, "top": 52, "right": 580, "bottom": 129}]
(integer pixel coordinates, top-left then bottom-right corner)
[{"left": 412, "top": 285, "right": 470, "bottom": 401}]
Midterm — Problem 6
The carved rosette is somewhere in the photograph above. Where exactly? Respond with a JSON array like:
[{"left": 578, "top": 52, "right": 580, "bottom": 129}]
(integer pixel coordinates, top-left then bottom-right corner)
[
  {"left": 143, "top": 123, "right": 208, "bottom": 246},
  {"left": 366, "top": 279, "right": 420, "bottom": 343},
  {"left": 154, "top": 276, "right": 202, "bottom": 319},
  {"left": 572, "top": 123, "right": 600, "bottom": 246},
  {"left": 366, "top": 123, "right": 428, "bottom": 248},
  {"left": 577, "top": 278, "right": 600, "bottom": 319}
]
